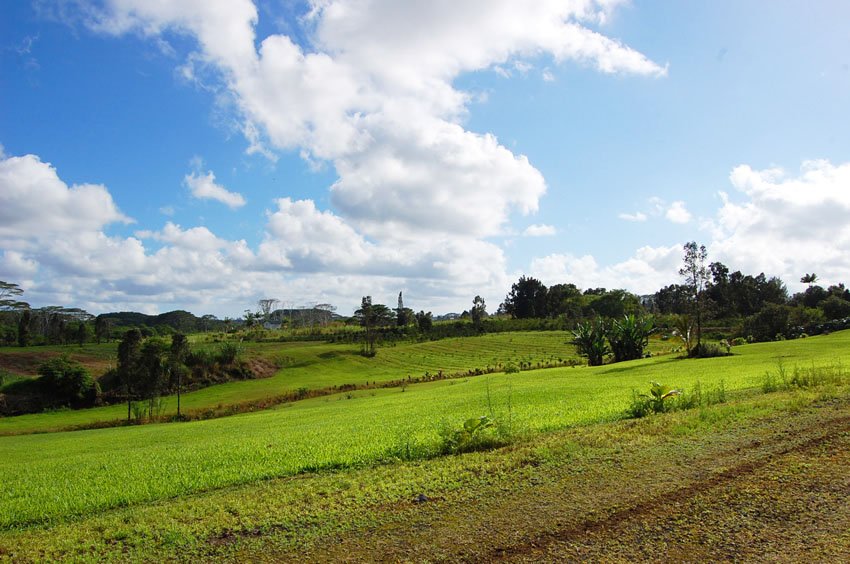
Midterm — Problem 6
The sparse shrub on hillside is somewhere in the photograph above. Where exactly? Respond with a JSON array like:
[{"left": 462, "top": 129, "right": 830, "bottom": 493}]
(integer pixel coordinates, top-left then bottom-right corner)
[{"left": 216, "top": 342, "right": 241, "bottom": 365}]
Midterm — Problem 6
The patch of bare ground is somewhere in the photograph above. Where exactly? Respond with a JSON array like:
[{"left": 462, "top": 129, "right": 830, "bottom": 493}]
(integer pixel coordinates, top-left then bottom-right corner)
[
  {"left": 0, "top": 351, "right": 112, "bottom": 378},
  {"left": 247, "top": 398, "right": 850, "bottom": 563}
]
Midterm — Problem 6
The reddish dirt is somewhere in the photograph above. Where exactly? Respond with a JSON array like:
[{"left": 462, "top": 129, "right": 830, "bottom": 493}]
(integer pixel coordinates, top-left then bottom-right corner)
[{"left": 0, "top": 351, "right": 112, "bottom": 378}]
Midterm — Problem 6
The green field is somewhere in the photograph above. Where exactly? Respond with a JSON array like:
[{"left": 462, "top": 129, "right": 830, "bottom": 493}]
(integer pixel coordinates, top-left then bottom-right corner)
[
  {"left": 2, "top": 330, "right": 848, "bottom": 532},
  {"left": 0, "top": 331, "right": 590, "bottom": 434}
]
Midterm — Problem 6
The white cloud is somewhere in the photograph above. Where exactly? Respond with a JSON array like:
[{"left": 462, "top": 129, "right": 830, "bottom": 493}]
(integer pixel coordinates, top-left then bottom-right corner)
[
  {"left": 618, "top": 211, "right": 647, "bottom": 222},
  {"left": 184, "top": 170, "right": 246, "bottom": 209},
  {"left": 709, "top": 159, "right": 850, "bottom": 290},
  {"left": 665, "top": 200, "right": 691, "bottom": 223},
  {"left": 88, "top": 0, "right": 665, "bottom": 241},
  {"left": 542, "top": 68, "right": 555, "bottom": 82},
  {"left": 530, "top": 244, "right": 680, "bottom": 295},
  {"left": 523, "top": 224, "right": 556, "bottom": 236},
  {"left": 2, "top": 3, "right": 671, "bottom": 314},
  {"left": 0, "top": 153, "right": 132, "bottom": 239}
]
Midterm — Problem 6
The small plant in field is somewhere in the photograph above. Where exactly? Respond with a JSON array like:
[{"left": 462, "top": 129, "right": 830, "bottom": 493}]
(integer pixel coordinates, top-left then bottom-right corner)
[
  {"left": 504, "top": 362, "right": 520, "bottom": 374},
  {"left": 438, "top": 415, "right": 500, "bottom": 454},
  {"left": 626, "top": 382, "right": 680, "bottom": 418}
]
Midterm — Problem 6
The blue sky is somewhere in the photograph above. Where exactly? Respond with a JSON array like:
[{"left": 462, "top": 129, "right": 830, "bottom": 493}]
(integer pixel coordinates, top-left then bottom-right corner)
[{"left": 2, "top": 1, "right": 850, "bottom": 317}]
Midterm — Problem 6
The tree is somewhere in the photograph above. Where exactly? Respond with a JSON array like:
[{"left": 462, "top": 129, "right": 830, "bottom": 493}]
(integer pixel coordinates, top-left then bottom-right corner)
[
  {"left": 801, "top": 273, "right": 818, "bottom": 286},
  {"left": 354, "top": 296, "right": 394, "bottom": 357},
  {"left": 415, "top": 310, "right": 433, "bottom": 333},
  {"left": 679, "top": 242, "right": 709, "bottom": 355},
  {"left": 94, "top": 315, "right": 112, "bottom": 344},
  {"left": 470, "top": 295, "right": 487, "bottom": 331},
  {"left": 138, "top": 338, "right": 169, "bottom": 419},
  {"left": 257, "top": 299, "right": 280, "bottom": 322},
  {"left": 0, "top": 281, "right": 29, "bottom": 311},
  {"left": 75, "top": 322, "right": 88, "bottom": 347},
  {"left": 17, "top": 309, "right": 31, "bottom": 347},
  {"left": 501, "top": 276, "right": 548, "bottom": 319},
  {"left": 37, "top": 356, "right": 98, "bottom": 408},
  {"left": 396, "top": 292, "right": 410, "bottom": 326},
  {"left": 117, "top": 329, "right": 143, "bottom": 421},
  {"left": 169, "top": 333, "right": 190, "bottom": 417}
]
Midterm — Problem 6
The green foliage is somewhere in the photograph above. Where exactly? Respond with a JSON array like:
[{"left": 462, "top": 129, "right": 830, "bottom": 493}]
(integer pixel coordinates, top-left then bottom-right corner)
[
  {"left": 439, "top": 415, "right": 500, "bottom": 454},
  {"left": 608, "top": 314, "right": 654, "bottom": 362},
  {"left": 626, "top": 380, "right": 727, "bottom": 418},
  {"left": 216, "top": 342, "right": 241, "bottom": 365},
  {"left": 36, "top": 356, "right": 99, "bottom": 408},
  {"left": 572, "top": 318, "right": 609, "bottom": 366},
  {"left": 415, "top": 310, "right": 433, "bottom": 333},
  {"left": 503, "top": 362, "right": 520, "bottom": 374},
  {"left": 762, "top": 359, "right": 847, "bottom": 393}
]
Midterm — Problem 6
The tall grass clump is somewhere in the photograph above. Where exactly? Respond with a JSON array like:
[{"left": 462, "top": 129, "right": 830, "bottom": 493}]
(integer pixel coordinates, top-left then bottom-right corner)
[
  {"left": 762, "top": 359, "right": 847, "bottom": 393},
  {"left": 626, "top": 380, "right": 727, "bottom": 419}
]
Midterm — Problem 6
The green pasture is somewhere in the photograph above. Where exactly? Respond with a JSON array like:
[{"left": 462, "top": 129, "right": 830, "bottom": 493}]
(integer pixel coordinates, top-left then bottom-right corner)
[
  {"left": 0, "top": 331, "right": 586, "bottom": 434},
  {"left": 2, "top": 330, "right": 848, "bottom": 530}
]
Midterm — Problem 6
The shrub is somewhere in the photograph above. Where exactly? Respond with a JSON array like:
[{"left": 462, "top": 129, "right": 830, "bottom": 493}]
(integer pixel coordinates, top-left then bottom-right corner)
[
  {"left": 216, "top": 342, "right": 241, "bottom": 365},
  {"left": 608, "top": 314, "right": 654, "bottom": 363},
  {"left": 503, "top": 362, "right": 520, "bottom": 374},
  {"left": 36, "top": 356, "right": 100, "bottom": 408},
  {"left": 438, "top": 415, "right": 502, "bottom": 454},
  {"left": 572, "top": 318, "right": 609, "bottom": 366}
]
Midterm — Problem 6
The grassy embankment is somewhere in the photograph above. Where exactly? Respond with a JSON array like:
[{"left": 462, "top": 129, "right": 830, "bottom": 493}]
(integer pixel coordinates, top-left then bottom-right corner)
[
  {"left": 0, "top": 331, "right": 588, "bottom": 434},
  {"left": 1, "top": 330, "right": 848, "bottom": 541}
]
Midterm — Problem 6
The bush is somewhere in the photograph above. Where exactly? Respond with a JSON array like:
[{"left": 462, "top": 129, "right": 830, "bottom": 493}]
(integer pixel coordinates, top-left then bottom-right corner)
[
  {"left": 689, "top": 342, "right": 732, "bottom": 358},
  {"left": 36, "top": 356, "right": 99, "bottom": 408},
  {"left": 438, "top": 415, "right": 503, "bottom": 454},
  {"left": 216, "top": 342, "right": 241, "bottom": 365}
]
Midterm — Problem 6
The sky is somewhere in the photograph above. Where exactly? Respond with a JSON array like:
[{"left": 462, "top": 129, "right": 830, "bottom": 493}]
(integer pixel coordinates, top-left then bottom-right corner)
[{"left": 2, "top": 1, "right": 850, "bottom": 317}]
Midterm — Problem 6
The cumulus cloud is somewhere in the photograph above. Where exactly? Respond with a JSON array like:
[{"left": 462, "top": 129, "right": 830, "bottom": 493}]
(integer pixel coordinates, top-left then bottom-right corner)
[
  {"left": 618, "top": 211, "right": 647, "bottom": 222},
  {"left": 0, "top": 153, "right": 132, "bottom": 239},
  {"left": 184, "top": 170, "right": 246, "bottom": 209},
  {"left": 530, "top": 244, "right": 681, "bottom": 295},
  {"left": 523, "top": 224, "right": 556, "bottom": 237},
  {"left": 2, "top": 2, "right": 671, "bottom": 314},
  {"left": 664, "top": 200, "right": 691, "bottom": 224},
  {"left": 709, "top": 159, "right": 850, "bottom": 290},
  {"left": 86, "top": 0, "right": 665, "bottom": 241}
]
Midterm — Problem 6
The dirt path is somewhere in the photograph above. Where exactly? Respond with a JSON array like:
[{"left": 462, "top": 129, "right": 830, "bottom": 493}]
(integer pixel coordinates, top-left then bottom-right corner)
[{"left": 281, "top": 399, "right": 850, "bottom": 562}]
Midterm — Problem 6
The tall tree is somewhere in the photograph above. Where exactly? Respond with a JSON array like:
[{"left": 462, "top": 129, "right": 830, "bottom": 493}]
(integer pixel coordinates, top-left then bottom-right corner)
[
  {"left": 679, "top": 242, "right": 709, "bottom": 355},
  {"left": 471, "top": 295, "right": 487, "bottom": 331},
  {"left": 415, "top": 310, "right": 433, "bottom": 333},
  {"left": 257, "top": 299, "right": 280, "bottom": 322},
  {"left": 17, "top": 309, "right": 31, "bottom": 347},
  {"left": 169, "top": 333, "right": 190, "bottom": 417},
  {"left": 95, "top": 315, "right": 112, "bottom": 344},
  {"left": 354, "top": 296, "right": 394, "bottom": 356},
  {"left": 396, "top": 292, "right": 410, "bottom": 326},
  {"left": 117, "top": 329, "right": 143, "bottom": 421},
  {"left": 0, "top": 281, "right": 29, "bottom": 311},
  {"left": 501, "top": 276, "right": 548, "bottom": 319}
]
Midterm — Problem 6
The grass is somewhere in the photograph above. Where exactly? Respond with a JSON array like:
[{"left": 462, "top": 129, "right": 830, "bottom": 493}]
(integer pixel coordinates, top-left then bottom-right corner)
[
  {"left": 2, "top": 377, "right": 849, "bottom": 561},
  {"left": 2, "top": 330, "right": 850, "bottom": 531},
  {"left": 0, "top": 331, "right": 587, "bottom": 434}
]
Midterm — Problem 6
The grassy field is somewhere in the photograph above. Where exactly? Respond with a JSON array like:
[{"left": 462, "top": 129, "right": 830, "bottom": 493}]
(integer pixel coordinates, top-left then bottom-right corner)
[
  {"left": 0, "top": 331, "right": 589, "bottom": 434},
  {"left": 2, "top": 330, "right": 849, "bottom": 535}
]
